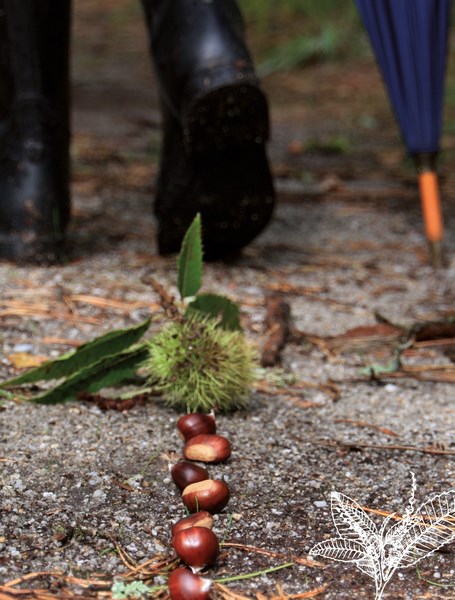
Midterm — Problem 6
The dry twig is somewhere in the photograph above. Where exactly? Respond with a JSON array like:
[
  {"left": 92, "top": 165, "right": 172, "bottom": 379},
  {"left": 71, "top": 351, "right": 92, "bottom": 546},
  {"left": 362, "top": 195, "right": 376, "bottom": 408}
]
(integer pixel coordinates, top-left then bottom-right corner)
[
  {"left": 222, "top": 542, "right": 322, "bottom": 568},
  {"left": 309, "top": 438, "right": 455, "bottom": 456},
  {"left": 261, "top": 295, "right": 291, "bottom": 367}
]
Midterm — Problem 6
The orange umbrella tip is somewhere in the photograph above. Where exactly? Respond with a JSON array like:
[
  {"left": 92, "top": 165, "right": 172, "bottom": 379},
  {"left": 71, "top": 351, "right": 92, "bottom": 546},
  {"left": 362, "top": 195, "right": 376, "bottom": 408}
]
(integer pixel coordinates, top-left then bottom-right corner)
[{"left": 417, "top": 170, "right": 446, "bottom": 267}]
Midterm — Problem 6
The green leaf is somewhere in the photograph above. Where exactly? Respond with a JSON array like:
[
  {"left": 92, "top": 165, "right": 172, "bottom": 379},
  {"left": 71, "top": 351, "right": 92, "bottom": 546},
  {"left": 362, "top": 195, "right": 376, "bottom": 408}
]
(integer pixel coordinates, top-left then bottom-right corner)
[
  {"left": 111, "top": 581, "right": 154, "bottom": 600},
  {"left": 1, "top": 317, "right": 152, "bottom": 388},
  {"left": 188, "top": 293, "right": 242, "bottom": 331},
  {"left": 31, "top": 344, "right": 150, "bottom": 405},
  {"left": 358, "top": 358, "right": 401, "bottom": 377},
  {"left": 177, "top": 213, "right": 203, "bottom": 299}
]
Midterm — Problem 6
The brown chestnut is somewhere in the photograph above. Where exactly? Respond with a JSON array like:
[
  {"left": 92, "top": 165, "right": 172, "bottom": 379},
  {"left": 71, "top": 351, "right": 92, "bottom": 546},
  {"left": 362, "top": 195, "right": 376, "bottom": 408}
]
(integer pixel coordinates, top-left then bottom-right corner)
[
  {"left": 172, "top": 526, "right": 219, "bottom": 571},
  {"left": 182, "top": 479, "right": 230, "bottom": 514},
  {"left": 168, "top": 567, "right": 212, "bottom": 600},
  {"left": 172, "top": 511, "right": 214, "bottom": 537},
  {"left": 183, "top": 434, "right": 231, "bottom": 463},
  {"left": 177, "top": 413, "right": 216, "bottom": 441},
  {"left": 171, "top": 461, "right": 210, "bottom": 492}
]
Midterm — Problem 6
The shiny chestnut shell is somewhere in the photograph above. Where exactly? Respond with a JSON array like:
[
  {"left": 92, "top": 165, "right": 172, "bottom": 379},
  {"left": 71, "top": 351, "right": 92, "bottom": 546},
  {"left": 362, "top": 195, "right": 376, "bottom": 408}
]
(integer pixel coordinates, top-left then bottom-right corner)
[
  {"left": 168, "top": 567, "right": 212, "bottom": 600},
  {"left": 172, "top": 526, "right": 219, "bottom": 570},
  {"left": 177, "top": 413, "right": 216, "bottom": 441},
  {"left": 182, "top": 479, "right": 230, "bottom": 514},
  {"left": 171, "top": 461, "right": 210, "bottom": 491},
  {"left": 172, "top": 511, "right": 214, "bottom": 537},
  {"left": 183, "top": 434, "right": 231, "bottom": 463}
]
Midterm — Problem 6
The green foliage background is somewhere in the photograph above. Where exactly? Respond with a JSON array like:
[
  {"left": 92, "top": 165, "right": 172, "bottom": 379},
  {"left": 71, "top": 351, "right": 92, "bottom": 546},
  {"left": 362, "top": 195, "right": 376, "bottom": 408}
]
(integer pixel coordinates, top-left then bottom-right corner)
[
  {"left": 237, "top": 0, "right": 455, "bottom": 151},
  {"left": 239, "top": 0, "right": 366, "bottom": 74}
]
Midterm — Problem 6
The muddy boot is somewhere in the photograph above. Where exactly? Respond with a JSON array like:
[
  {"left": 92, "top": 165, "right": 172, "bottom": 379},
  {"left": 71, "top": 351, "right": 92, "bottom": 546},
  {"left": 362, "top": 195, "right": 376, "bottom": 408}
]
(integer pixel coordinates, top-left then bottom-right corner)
[
  {"left": 0, "top": 0, "right": 71, "bottom": 262},
  {"left": 141, "top": 0, "right": 275, "bottom": 260}
]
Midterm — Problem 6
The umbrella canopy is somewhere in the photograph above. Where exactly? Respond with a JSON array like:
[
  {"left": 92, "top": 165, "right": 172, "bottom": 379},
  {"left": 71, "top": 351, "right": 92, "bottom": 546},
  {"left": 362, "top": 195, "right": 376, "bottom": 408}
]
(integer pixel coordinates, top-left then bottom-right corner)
[{"left": 354, "top": 0, "right": 451, "bottom": 266}]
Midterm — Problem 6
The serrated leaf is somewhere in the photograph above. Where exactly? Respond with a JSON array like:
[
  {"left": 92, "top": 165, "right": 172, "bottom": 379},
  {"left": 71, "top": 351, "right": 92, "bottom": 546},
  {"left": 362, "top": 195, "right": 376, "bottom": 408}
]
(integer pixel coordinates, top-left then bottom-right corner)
[
  {"left": 177, "top": 213, "right": 203, "bottom": 299},
  {"left": 1, "top": 317, "right": 151, "bottom": 388},
  {"left": 188, "top": 293, "right": 242, "bottom": 331},
  {"left": 31, "top": 345, "right": 149, "bottom": 405}
]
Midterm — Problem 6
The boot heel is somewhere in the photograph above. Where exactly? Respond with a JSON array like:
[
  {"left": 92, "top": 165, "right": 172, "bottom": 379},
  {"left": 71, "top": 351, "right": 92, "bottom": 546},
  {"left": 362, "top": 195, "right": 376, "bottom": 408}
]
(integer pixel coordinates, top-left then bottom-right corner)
[
  {"left": 155, "top": 85, "right": 275, "bottom": 260},
  {"left": 184, "top": 82, "right": 269, "bottom": 153}
]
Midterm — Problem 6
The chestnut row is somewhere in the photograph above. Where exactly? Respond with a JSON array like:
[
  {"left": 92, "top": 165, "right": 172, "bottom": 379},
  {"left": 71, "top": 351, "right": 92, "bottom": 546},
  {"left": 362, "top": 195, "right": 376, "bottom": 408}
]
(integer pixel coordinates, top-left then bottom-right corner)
[{"left": 168, "top": 413, "right": 232, "bottom": 600}]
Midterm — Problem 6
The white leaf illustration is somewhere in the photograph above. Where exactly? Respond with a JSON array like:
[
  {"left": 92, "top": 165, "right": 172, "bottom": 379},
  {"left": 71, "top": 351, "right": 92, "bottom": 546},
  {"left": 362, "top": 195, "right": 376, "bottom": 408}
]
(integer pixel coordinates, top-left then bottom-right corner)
[
  {"left": 383, "top": 489, "right": 455, "bottom": 576},
  {"left": 309, "top": 477, "right": 455, "bottom": 600},
  {"left": 310, "top": 537, "right": 377, "bottom": 579},
  {"left": 331, "top": 492, "right": 380, "bottom": 554}
]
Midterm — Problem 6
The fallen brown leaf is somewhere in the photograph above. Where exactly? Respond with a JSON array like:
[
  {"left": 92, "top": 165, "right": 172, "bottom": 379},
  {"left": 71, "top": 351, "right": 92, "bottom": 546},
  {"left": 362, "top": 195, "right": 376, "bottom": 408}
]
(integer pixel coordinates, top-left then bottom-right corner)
[{"left": 325, "top": 323, "right": 404, "bottom": 355}]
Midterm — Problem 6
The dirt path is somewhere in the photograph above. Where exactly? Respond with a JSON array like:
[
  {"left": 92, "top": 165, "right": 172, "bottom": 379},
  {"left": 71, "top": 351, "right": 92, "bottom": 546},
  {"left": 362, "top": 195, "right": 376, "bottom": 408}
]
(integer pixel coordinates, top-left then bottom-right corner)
[{"left": 0, "top": 2, "right": 454, "bottom": 598}]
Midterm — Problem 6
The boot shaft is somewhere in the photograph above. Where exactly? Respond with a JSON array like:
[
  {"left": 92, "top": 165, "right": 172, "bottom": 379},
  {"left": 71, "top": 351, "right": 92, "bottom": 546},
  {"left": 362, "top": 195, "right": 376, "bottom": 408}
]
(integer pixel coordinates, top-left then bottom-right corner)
[
  {"left": 0, "top": 0, "right": 71, "bottom": 121},
  {"left": 0, "top": 7, "right": 12, "bottom": 120},
  {"left": 141, "top": 0, "right": 258, "bottom": 117},
  {"left": 0, "top": 0, "right": 72, "bottom": 261}
]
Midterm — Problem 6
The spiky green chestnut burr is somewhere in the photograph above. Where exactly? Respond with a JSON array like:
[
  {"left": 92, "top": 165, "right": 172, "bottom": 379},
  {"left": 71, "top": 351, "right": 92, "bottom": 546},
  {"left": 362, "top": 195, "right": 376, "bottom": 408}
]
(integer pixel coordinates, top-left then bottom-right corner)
[{"left": 145, "top": 314, "right": 257, "bottom": 412}]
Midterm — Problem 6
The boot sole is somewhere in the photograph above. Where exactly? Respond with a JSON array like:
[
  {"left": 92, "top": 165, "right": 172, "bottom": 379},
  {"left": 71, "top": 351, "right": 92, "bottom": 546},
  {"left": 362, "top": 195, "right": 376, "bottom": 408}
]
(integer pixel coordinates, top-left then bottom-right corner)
[
  {"left": 156, "top": 83, "right": 275, "bottom": 260},
  {"left": 184, "top": 83, "right": 270, "bottom": 152}
]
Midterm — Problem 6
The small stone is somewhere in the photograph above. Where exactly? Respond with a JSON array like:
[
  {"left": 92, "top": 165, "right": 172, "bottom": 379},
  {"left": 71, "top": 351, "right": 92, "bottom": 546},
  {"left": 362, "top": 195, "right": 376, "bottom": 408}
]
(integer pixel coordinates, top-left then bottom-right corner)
[
  {"left": 13, "top": 480, "right": 25, "bottom": 492},
  {"left": 42, "top": 492, "right": 57, "bottom": 501},
  {"left": 385, "top": 383, "right": 398, "bottom": 392},
  {"left": 92, "top": 489, "right": 106, "bottom": 501},
  {"left": 308, "top": 480, "right": 321, "bottom": 489},
  {"left": 314, "top": 500, "right": 328, "bottom": 508},
  {"left": 12, "top": 343, "right": 33, "bottom": 353}
]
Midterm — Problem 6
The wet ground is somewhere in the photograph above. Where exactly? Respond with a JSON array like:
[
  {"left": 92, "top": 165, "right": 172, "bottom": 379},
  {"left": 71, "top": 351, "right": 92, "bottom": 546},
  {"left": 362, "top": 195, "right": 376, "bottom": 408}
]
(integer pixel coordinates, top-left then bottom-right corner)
[{"left": 0, "top": 2, "right": 454, "bottom": 599}]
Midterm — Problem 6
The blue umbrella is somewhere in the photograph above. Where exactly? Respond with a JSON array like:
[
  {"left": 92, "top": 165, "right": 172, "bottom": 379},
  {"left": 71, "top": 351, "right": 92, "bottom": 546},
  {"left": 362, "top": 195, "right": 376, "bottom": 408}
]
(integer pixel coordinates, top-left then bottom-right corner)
[{"left": 354, "top": 0, "right": 451, "bottom": 266}]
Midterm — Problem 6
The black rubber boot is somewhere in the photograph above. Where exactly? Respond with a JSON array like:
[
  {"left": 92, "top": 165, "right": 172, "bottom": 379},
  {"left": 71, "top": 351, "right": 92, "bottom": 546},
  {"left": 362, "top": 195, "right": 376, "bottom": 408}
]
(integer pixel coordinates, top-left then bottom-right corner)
[
  {"left": 141, "top": 0, "right": 275, "bottom": 260},
  {"left": 0, "top": 0, "right": 71, "bottom": 262}
]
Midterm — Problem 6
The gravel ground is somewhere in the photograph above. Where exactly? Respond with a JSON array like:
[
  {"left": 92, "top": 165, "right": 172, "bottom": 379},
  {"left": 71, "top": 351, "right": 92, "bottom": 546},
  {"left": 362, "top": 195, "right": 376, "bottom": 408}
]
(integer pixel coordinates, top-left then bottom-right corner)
[
  {"left": 1, "top": 196, "right": 454, "bottom": 599},
  {"left": 1, "top": 3, "right": 455, "bottom": 598}
]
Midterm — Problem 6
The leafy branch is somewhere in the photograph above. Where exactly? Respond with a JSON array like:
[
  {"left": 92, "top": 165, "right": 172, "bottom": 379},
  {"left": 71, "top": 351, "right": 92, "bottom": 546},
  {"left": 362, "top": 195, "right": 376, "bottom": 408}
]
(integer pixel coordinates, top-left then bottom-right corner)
[{"left": 1, "top": 214, "right": 256, "bottom": 411}]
